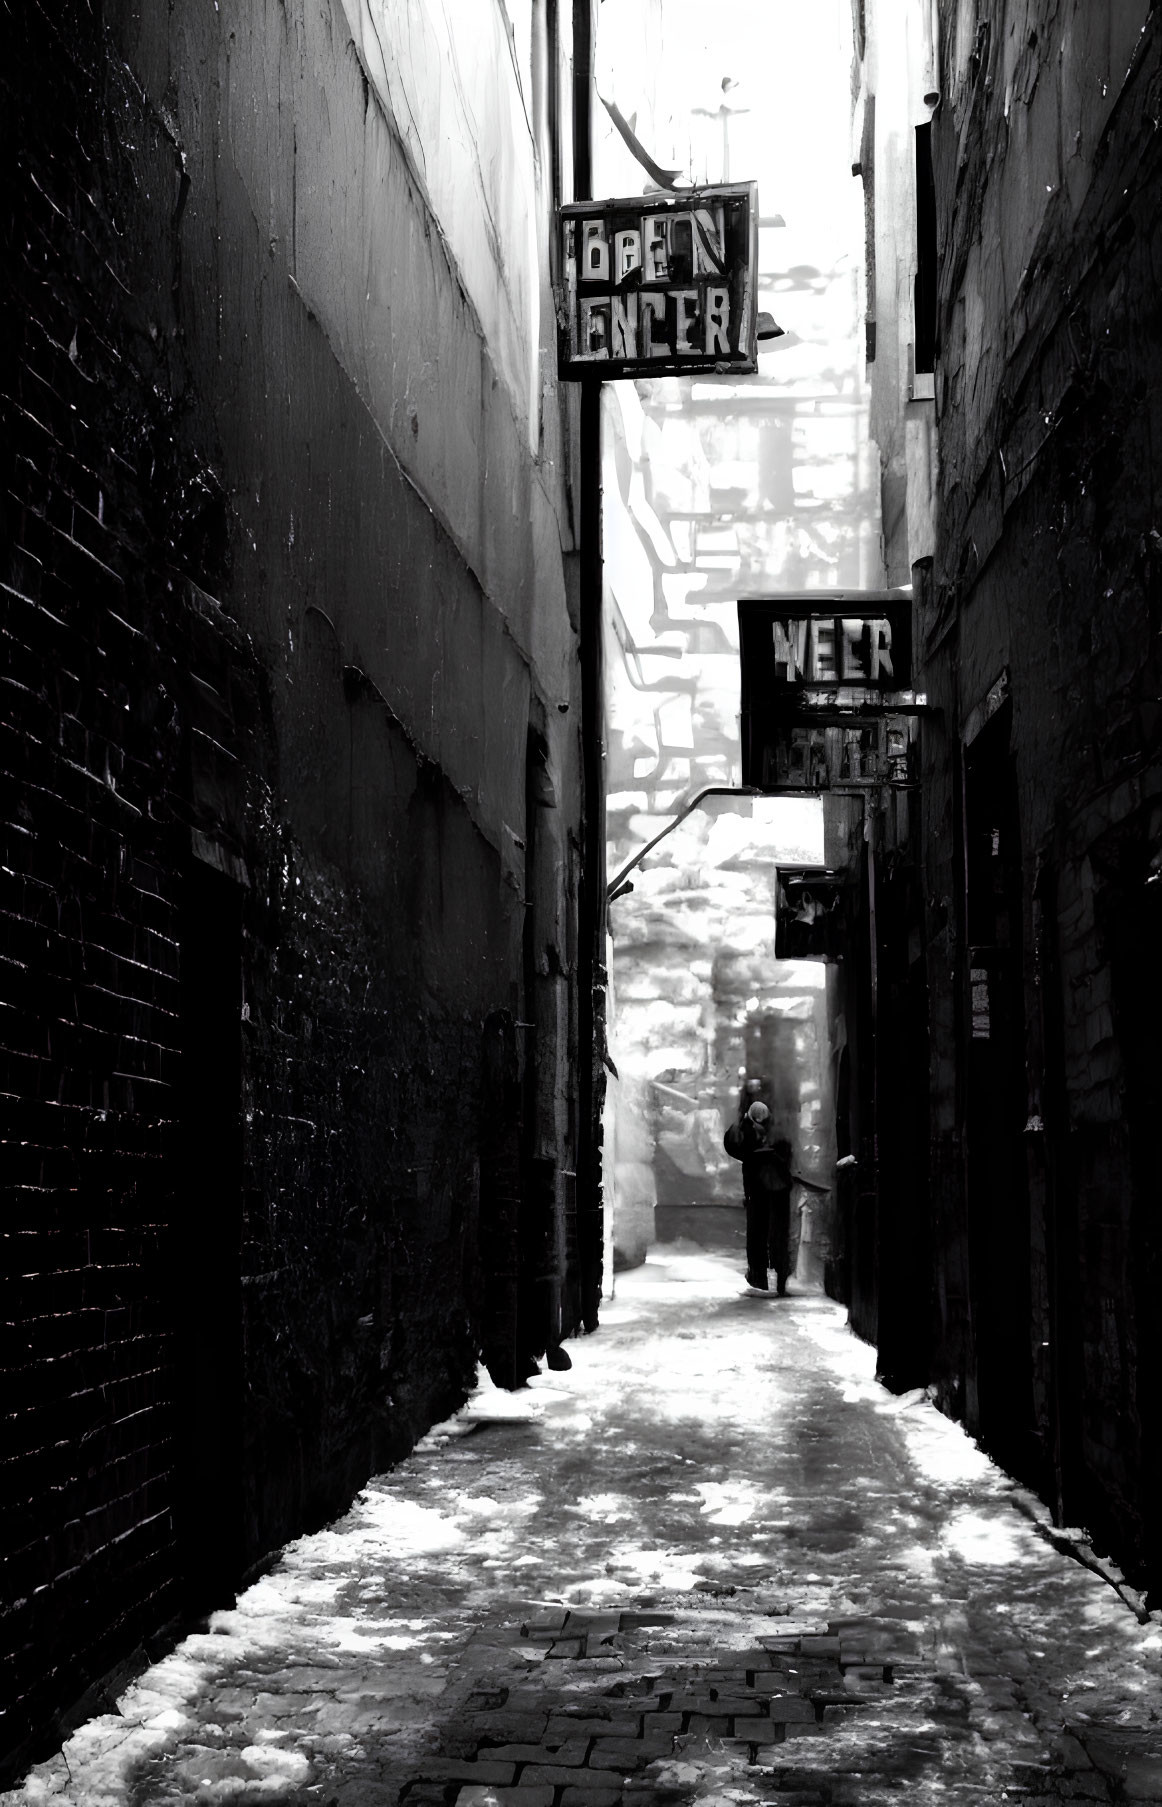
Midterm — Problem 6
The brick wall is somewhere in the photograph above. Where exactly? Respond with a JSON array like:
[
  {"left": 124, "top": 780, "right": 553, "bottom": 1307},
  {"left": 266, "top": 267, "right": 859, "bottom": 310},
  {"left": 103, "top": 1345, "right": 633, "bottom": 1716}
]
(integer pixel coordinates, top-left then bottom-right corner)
[
  {"left": 2, "top": 0, "right": 585, "bottom": 1778},
  {"left": 922, "top": 0, "right": 1162, "bottom": 1595},
  {"left": 1, "top": 6, "right": 191, "bottom": 1768}
]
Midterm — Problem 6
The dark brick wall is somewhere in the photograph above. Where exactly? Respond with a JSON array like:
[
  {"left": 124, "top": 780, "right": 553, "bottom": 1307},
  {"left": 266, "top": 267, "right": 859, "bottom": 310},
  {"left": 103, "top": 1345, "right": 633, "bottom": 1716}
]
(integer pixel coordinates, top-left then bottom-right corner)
[
  {"left": 2, "top": 5, "right": 195, "bottom": 1768},
  {"left": 2, "top": 0, "right": 584, "bottom": 1778},
  {"left": 236, "top": 782, "right": 505, "bottom": 1558},
  {"left": 922, "top": 1, "right": 1162, "bottom": 1596}
]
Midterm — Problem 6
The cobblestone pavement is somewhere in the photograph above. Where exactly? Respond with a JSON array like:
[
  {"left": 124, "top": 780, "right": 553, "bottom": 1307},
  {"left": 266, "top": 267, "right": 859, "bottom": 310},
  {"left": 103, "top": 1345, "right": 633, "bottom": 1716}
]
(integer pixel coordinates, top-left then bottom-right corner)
[{"left": 8, "top": 1249, "right": 1162, "bottom": 1806}]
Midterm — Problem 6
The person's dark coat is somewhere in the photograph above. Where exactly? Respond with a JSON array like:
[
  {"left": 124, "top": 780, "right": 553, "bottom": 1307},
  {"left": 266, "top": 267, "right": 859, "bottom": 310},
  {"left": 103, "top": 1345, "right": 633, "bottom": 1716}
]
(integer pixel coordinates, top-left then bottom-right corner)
[
  {"left": 723, "top": 1118, "right": 790, "bottom": 1196},
  {"left": 724, "top": 1117, "right": 795, "bottom": 1289}
]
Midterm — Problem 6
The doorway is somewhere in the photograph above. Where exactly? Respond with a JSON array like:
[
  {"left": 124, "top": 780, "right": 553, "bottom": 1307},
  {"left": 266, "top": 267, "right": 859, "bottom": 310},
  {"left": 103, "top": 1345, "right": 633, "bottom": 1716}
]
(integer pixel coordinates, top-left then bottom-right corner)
[
  {"left": 963, "top": 708, "right": 1034, "bottom": 1473},
  {"left": 173, "top": 858, "right": 244, "bottom": 1610}
]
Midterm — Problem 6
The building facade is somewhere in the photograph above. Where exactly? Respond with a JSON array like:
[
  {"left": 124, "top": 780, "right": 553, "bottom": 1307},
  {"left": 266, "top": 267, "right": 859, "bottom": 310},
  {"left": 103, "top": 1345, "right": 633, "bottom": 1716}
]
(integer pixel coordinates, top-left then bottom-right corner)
[
  {"left": 856, "top": 0, "right": 1162, "bottom": 1601},
  {"left": 1, "top": 0, "right": 597, "bottom": 1777}
]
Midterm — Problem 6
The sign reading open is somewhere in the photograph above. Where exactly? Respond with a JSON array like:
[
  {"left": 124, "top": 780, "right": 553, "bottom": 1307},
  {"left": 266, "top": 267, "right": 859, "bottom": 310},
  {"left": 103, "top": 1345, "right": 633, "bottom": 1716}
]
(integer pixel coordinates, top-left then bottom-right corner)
[{"left": 557, "top": 185, "right": 758, "bottom": 379}]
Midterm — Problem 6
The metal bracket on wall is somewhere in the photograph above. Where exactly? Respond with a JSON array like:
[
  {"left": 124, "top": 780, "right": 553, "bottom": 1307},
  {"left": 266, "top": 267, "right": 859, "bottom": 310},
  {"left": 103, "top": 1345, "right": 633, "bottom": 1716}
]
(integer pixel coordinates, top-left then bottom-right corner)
[{"left": 605, "top": 783, "right": 765, "bottom": 902}]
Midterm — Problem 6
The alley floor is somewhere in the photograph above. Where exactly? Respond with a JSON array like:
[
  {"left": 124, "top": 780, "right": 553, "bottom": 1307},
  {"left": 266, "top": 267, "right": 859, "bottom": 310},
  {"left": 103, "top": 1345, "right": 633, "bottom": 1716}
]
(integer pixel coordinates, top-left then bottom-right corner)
[{"left": 7, "top": 1248, "right": 1162, "bottom": 1807}]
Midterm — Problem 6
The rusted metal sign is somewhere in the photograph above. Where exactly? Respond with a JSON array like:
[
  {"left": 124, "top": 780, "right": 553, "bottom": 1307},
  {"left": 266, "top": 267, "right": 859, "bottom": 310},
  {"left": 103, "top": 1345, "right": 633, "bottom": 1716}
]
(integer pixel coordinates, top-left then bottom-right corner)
[
  {"left": 556, "top": 184, "right": 758, "bottom": 379},
  {"left": 738, "top": 593, "right": 922, "bottom": 791},
  {"left": 750, "top": 714, "right": 920, "bottom": 791}
]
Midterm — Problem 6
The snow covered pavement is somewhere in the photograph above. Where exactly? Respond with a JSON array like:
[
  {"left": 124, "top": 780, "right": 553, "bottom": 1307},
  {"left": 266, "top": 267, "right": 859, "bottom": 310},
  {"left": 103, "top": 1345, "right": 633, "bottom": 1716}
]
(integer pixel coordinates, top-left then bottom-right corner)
[{"left": 6, "top": 1248, "right": 1162, "bottom": 1805}]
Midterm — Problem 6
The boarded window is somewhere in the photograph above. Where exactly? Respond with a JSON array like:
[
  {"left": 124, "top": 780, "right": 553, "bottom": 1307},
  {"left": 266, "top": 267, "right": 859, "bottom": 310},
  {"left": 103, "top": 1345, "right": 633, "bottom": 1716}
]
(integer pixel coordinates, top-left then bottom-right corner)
[{"left": 914, "top": 122, "right": 938, "bottom": 373}]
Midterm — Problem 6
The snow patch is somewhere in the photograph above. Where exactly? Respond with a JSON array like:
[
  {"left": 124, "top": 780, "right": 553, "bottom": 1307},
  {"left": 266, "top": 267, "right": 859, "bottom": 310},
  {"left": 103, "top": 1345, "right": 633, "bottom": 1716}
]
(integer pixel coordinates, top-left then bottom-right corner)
[{"left": 941, "top": 1509, "right": 1024, "bottom": 1566}]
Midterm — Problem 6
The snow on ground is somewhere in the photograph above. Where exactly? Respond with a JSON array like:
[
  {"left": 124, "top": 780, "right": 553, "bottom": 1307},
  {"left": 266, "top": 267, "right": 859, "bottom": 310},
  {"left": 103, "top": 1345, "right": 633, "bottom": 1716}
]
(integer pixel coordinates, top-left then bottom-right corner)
[{"left": 6, "top": 1248, "right": 1160, "bottom": 1804}]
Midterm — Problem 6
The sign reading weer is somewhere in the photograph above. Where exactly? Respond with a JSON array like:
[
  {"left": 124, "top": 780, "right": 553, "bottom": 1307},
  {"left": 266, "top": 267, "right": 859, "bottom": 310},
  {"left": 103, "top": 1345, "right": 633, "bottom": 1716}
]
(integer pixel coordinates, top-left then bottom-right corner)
[
  {"left": 556, "top": 183, "right": 758, "bottom": 380},
  {"left": 738, "top": 593, "right": 921, "bottom": 791}
]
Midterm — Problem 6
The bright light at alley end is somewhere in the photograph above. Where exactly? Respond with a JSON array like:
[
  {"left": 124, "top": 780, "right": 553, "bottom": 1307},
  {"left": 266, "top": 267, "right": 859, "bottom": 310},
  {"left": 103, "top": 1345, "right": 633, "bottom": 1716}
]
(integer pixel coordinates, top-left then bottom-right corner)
[{"left": 556, "top": 184, "right": 758, "bottom": 380}]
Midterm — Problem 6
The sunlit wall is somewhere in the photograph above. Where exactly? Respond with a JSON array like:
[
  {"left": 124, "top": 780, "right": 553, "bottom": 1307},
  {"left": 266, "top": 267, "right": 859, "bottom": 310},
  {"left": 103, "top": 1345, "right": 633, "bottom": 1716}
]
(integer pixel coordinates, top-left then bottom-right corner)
[{"left": 597, "top": 0, "right": 883, "bottom": 1269}]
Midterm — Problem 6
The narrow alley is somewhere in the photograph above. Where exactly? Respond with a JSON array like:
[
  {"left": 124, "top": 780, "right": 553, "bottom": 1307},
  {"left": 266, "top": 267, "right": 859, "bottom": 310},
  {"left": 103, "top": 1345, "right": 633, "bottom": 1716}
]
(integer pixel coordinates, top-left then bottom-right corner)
[
  {"left": 8, "top": 1250, "right": 1160, "bottom": 1807},
  {"left": 6, "top": 0, "right": 1162, "bottom": 1795}
]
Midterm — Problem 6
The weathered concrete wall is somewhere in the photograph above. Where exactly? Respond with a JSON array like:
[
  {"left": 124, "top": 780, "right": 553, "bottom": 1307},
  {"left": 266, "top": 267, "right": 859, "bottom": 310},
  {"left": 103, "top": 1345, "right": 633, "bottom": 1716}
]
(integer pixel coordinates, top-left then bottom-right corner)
[
  {"left": 859, "top": 0, "right": 939, "bottom": 583},
  {"left": 1, "top": 0, "right": 583, "bottom": 1777},
  {"left": 338, "top": 0, "right": 543, "bottom": 456},
  {"left": 923, "top": 0, "right": 1162, "bottom": 1592}
]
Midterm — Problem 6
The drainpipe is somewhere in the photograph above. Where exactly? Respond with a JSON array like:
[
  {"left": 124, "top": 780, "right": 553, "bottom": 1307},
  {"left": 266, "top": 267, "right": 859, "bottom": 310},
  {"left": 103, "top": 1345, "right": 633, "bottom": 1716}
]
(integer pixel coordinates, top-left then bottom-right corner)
[{"left": 574, "top": 0, "right": 604, "bottom": 1332}]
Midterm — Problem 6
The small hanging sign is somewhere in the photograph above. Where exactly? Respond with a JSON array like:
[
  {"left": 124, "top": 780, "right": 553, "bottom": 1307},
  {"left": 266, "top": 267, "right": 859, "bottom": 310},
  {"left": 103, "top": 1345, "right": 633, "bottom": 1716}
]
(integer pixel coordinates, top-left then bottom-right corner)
[
  {"left": 775, "top": 869, "right": 848, "bottom": 960},
  {"left": 556, "top": 183, "right": 758, "bottom": 379}
]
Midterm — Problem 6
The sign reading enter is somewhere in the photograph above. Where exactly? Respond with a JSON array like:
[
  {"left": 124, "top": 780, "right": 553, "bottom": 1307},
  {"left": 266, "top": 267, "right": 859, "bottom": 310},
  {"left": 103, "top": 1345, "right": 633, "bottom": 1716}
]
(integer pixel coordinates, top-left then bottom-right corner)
[
  {"left": 771, "top": 615, "right": 896, "bottom": 685},
  {"left": 557, "top": 183, "right": 758, "bottom": 380}
]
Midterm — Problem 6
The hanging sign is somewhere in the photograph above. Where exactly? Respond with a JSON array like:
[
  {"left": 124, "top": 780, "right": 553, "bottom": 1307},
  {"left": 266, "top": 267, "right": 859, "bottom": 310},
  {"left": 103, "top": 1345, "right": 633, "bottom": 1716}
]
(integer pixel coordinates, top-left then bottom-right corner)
[
  {"left": 556, "top": 184, "right": 758, "bottom": 379},
  {"left": 738, "top": 593, "right": 922, "bottom": 791},
  {"left": 775, "top": 869, "right": 847, "bottom": 960},
  {"left": 749, "top": 714, "right": 920, "bottom": 791}
]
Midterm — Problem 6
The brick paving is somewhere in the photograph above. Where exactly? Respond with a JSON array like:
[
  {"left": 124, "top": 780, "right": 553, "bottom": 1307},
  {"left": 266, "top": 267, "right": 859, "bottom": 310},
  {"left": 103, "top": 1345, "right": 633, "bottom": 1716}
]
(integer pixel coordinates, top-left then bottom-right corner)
[
  {"left": 384, "top": 1601, "right": 1158, "bottom": 1807},
  {"left": 5, "top": 1250, "right": 1161, "bottom": 1805}
]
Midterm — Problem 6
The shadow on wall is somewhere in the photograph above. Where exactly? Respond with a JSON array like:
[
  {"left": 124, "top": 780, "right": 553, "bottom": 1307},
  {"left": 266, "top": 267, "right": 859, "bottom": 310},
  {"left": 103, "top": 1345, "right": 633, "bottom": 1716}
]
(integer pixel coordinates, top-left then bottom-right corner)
[
  {"left": 608, "top": 1068, "right": 657, "bottom": 1271},
  {"left": 610, "top": 1070, "right": 743, "bottom": 1270}
]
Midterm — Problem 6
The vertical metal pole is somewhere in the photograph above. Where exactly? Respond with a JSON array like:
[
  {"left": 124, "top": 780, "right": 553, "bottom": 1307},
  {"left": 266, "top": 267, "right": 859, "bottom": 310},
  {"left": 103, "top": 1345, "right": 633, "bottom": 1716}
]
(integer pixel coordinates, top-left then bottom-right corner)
[
  {"left": 573, "top": 0, "right": 593, "bottom": 200},
  {"left": 866, "top": 818, "right": 880, "bottom": 1339},
  {"left": 574, "top": 0, "right": 605, "bottom": 1329}
]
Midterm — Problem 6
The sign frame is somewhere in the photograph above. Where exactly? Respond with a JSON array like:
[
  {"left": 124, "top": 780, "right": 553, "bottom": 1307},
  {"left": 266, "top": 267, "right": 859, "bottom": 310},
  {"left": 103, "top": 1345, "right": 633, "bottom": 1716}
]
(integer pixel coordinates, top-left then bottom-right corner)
[
  {"left": 556, "top": 183, "right": 759, "bottom": 381},
  {"left": 738, "top": 592, "right": 923, "bottom": 793}
]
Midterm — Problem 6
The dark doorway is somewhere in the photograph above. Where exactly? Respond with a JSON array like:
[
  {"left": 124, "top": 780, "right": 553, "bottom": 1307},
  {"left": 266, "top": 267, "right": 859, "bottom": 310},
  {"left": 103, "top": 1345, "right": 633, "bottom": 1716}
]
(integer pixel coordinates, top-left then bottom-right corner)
[
  {"left": 1096, "top": 836, "right": 1162, "bottom": 1595},
  {"left": 913, "top": 122, "right": 937, "bottom": 374},
  {"left": 848, "top": 845, "right": 879, "bottom": 1346},
  {"left": 478, "top": 1010, "right": 522, "bottom": 1388},
  {"left": 963, "top": 709, "right": 1034, "bottom": 1472},
  {"left": 1032, "top": 860, "right": 1084, "bottom": 1525},
  {"left": 173, "top": 859, "right": 244, "bottom": 1611},
  {"left": 876, "top": 858, "right": 932, "bottom": 1391},
  {"left": 518, "top": 728, "right": 558, "bottom": 1371}
]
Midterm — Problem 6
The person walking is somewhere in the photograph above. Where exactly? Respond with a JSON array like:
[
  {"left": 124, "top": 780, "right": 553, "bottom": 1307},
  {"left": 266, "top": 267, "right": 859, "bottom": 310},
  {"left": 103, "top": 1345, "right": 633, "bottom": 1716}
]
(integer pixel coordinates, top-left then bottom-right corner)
[
  {"left": 723, "top": 1098, "right": 779, "bottom": 1291},
  {"left": 724, "top": 1102, "right": 829, "bottom": 1294}
]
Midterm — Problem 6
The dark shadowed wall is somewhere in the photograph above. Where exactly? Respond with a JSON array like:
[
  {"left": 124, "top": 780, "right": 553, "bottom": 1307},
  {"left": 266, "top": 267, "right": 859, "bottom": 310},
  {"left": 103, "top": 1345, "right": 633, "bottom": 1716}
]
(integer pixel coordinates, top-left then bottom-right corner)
[
  {"left": 1, "top": 0, "right": 587, "bottom": 1776},
  {"left": 921, "top": 0, "right": 1162, "bottom": 1597}
]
